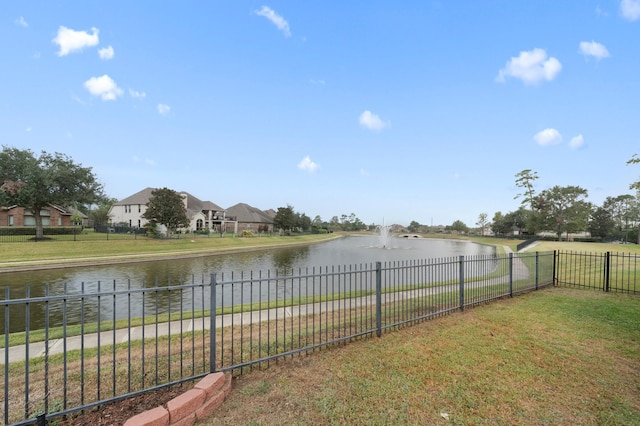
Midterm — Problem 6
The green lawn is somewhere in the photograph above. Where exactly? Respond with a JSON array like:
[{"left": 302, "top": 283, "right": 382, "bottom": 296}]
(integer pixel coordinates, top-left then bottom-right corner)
[{"left": 205, "top": 287, "right": 640, "bottom": 425}]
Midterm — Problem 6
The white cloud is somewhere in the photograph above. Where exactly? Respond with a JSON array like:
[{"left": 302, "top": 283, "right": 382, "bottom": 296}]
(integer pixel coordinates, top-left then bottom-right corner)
[
  {"left": 15, "top": 16, "right": 28, "bottom": 28},
  {"left": 254, "top": 6, "right": 291, "bottom": 37},
  {"left": 533, "top": 128, "right": 563, "bottom": 146},
  {"left": 569, "top": 134, "right": 585, "bottom": 149},
  {"left": 360, "top": 168, "right": 370, "bottom": 177},
  {"left": 98, "top": 45, "right": 114, "bottom": 60},
  {"left": 129, "top": 88, "right": 146, "bottom": 99},
  {"left": 359, "top": 110, "right": 390, "bottom": 131},
  {"left": 53, "top": 26, "right": 99, "bottom": 56},
  {"left": 157, "top": 103, "right": 171, "bottom": 116},
  {"left": 84, "top": 75, "right": 123, "bottom": 101},
  {"left": 496, "top": 48, "right": 562, "bottom": 85},
  {"left": 298, "top": 156, "right": 319, "bottom": 173},
  {"left": 579, "top": 41, "right": 610, "bottom": 59},
  {"left": 621, "top": 0, "right": 640, "bottom": 20}
]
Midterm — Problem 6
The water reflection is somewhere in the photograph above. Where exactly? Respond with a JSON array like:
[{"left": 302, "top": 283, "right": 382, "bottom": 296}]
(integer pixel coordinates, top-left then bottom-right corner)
[{"left": 272, "top": 246, "right": 310, "bottom": 273}]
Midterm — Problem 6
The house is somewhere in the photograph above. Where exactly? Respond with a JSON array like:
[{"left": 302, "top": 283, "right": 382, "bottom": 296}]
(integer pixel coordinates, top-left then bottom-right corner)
[
  {"left": 0, "top": 205, "right": 79, "bottom": 227},
  {"left": 108, "top": 187, "right": 236, "bottom": 234},
  {"left": 224, "top": 203, "right": 274, "bottom": 233}
]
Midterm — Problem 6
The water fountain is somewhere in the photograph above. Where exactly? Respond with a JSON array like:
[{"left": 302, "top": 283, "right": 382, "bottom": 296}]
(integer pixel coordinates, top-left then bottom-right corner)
[{"left": 376, "top": 224, "right": 392, "bottom": 248}]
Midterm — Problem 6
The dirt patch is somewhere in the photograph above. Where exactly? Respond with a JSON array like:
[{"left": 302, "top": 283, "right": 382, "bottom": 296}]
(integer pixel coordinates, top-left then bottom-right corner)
[{"left": 53, "top": 384, "right": 189, "bottom": 425}]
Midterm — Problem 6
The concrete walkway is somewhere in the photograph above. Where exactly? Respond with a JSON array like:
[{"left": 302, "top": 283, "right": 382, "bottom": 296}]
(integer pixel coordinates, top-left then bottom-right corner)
[{"left": 1, "top": 247, "right": 531, "bottom": 364}]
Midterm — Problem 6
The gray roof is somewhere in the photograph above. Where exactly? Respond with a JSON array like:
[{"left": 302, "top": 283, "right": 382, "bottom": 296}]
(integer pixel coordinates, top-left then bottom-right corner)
[
  {"left": 115, "top": 187, "right": 224, "bottom": 213},
  {"left": 226, "top": 203, "right": 274, "bottom": 224},
  {"left": 115, "top": 187, "right": 155, "bottom": 205}
]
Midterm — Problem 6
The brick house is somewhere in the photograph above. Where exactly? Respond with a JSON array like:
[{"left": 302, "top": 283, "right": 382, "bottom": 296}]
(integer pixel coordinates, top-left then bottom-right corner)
[{"left": 0, "top": 205, "right": 77, "bottom": 227}]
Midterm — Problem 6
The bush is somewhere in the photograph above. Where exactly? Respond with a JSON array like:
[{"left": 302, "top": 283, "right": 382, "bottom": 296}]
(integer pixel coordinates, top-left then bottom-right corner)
[
  {"left": 241, "top": 230, "right": 254, "bottom": 238},
  {"left": 0, "top": 226, "right": 82, "bottom": 236}
]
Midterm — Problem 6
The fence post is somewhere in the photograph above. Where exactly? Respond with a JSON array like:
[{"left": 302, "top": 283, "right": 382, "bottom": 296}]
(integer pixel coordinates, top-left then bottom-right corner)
[
  {"left": 553, "top": 250, "right": 557, "bottom": 286},
  {"left": 509, "top": 253, "right": 513, "bottom": 297},
  {"left": 376, "top": 262, "right": 382, "bottom": 338},
  {"left": 459, "top": 256, "right": 464, "bottom": 311},
  {"left": 535, "top": 252, "right": 539, "bottom": 290},
  {"left": 210, "top": 273, "right": 217, "bottom": 372},
  {"left": 604, "top": 252, "right": 610, "bottom": 293},
  {"left": 4, "top": 288, "right": 9, "bottom": 425}
]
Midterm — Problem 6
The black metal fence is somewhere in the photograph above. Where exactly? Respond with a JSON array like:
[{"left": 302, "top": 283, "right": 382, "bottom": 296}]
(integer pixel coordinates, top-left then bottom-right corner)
[
  {"left": 555, "top": 250, "right": 640, "bottom": 294},
  {"left": 0, "top": 249, "right": 635, "bottom": 425}
]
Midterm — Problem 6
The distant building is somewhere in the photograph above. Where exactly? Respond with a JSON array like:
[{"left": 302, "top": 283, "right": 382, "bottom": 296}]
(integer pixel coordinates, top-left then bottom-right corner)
[
  {"left": 224, "top": 203, "right": 274, "bottom": 233},
  {"left": 108, "top": 187, "right": 235, "bottom": 234}
]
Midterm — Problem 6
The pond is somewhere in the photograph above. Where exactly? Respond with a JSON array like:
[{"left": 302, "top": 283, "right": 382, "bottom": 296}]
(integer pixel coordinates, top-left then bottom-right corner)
[
  {"left": 1, "top": 236, "right": 495, "bottom": 295},
  {"left": 1, "top": 236, "right": 496, "bottom": 331}
]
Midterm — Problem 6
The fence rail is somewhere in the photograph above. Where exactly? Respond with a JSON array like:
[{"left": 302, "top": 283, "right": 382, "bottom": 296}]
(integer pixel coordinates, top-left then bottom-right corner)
[
  {"left": 1, "top": 249, "right": 636, "bottom": 425},
  {"left": 555, "top": 250, "right": 640, "bottom": 293}
]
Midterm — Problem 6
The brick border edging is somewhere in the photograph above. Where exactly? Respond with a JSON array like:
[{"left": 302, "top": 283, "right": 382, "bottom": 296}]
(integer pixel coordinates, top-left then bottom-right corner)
[{"left": 123, "top": 372, "right": 232, "bottom": 426}]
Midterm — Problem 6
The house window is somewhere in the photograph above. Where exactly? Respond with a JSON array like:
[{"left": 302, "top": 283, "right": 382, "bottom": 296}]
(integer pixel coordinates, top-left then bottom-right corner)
[
  {"left": 138, "top": 204, "right": 141, "bottom": 212},
  {"left": 196, "top": 219, "right": 203, "bottom": 230},
  {"left": 23, "top": 209, "right": 49, "bottom": 226},
  {"left": 138, "top": 220, "right": 141, "bottom": 228},
  {"left": 8, "top": 215, "right": 13, "bottom": 226}
]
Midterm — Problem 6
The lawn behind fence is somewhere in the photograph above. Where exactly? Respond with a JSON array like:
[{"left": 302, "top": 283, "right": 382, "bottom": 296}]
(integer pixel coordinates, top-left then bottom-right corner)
[{"left": 205, "top": 287, "right": 640, "bottom": 425}]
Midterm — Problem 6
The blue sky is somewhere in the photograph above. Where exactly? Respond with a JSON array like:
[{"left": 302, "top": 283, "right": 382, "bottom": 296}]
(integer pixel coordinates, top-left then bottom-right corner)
[{"left": 2, "top": 1, "right": 639, "bottom": 227}]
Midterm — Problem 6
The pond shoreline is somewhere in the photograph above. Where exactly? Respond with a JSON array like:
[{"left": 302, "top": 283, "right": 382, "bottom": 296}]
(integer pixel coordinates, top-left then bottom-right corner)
[{"left": 0, "top": 235, "right": 346, "bottom": 274}]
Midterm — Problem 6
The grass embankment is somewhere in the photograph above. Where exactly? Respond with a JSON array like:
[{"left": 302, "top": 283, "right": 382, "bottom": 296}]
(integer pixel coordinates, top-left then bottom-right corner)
[
  {"left": 205, "top": 287, "right": 640, "bottom": 425},
  {"left": 0, "top": 232, "right": 341, "bottom": 271}
]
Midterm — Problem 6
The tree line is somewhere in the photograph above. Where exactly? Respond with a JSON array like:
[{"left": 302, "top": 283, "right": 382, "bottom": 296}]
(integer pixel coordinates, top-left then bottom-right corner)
[
  {"left": 409, "top": 156, "right": 640, "bottom": 243},
  {"left": 273, "top": 205, "right": 368, "bottom": 234},
  {"left": 3, "top": 145, "right": 638, "bottom": 242}
]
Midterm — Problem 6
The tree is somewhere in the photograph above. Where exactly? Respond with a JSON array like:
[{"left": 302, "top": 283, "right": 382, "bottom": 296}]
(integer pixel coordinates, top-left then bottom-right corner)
[
  {"left": 588, "top": 206, "right": 615, "bottom": 239},
  {"left": 329, "top": 216, "right": 340, "bottom": 232},
  {"left": 491, "top": 212, "right": 506, "bottom": 236},
  {"left": 475, "top": 213, "right": 489, "bottom": 236},
  {"left": 627, "top": 154, "right": 640, "bottom": 243},
  {"left": 447, "top": 219, "right": 469, "bottom": 233},
  {"left": 141, "top": 187, "right": 190, "bottom": 237},
  {"left": 538, "top": 185, "right": 590, "bottom": 240},
  {"left": 602, "top": 194, "right": 637, "bottom": 240},
  {"left": 89, "top": 197, "right": 118, "bottom": 227},
  {"left": 274, "top": 205, "right": 295, "bottom": 233},
  {"left": 408, "top": 220, "right": 421, "bottom": 233},
  {"left": 628, "top": 154, "right": 640, "bottom": 191},
  {"left": 0, "top": 146, "right": 104, "bottom": 239},
  {"left": 514, "top": 169, "right": 542, "bottom": 234},
  {"left": 295, "top": 211, "right": 311, "bottom": 232},
  {"left": 351, "top": 216, "right": 366, "bottom": 231}
]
